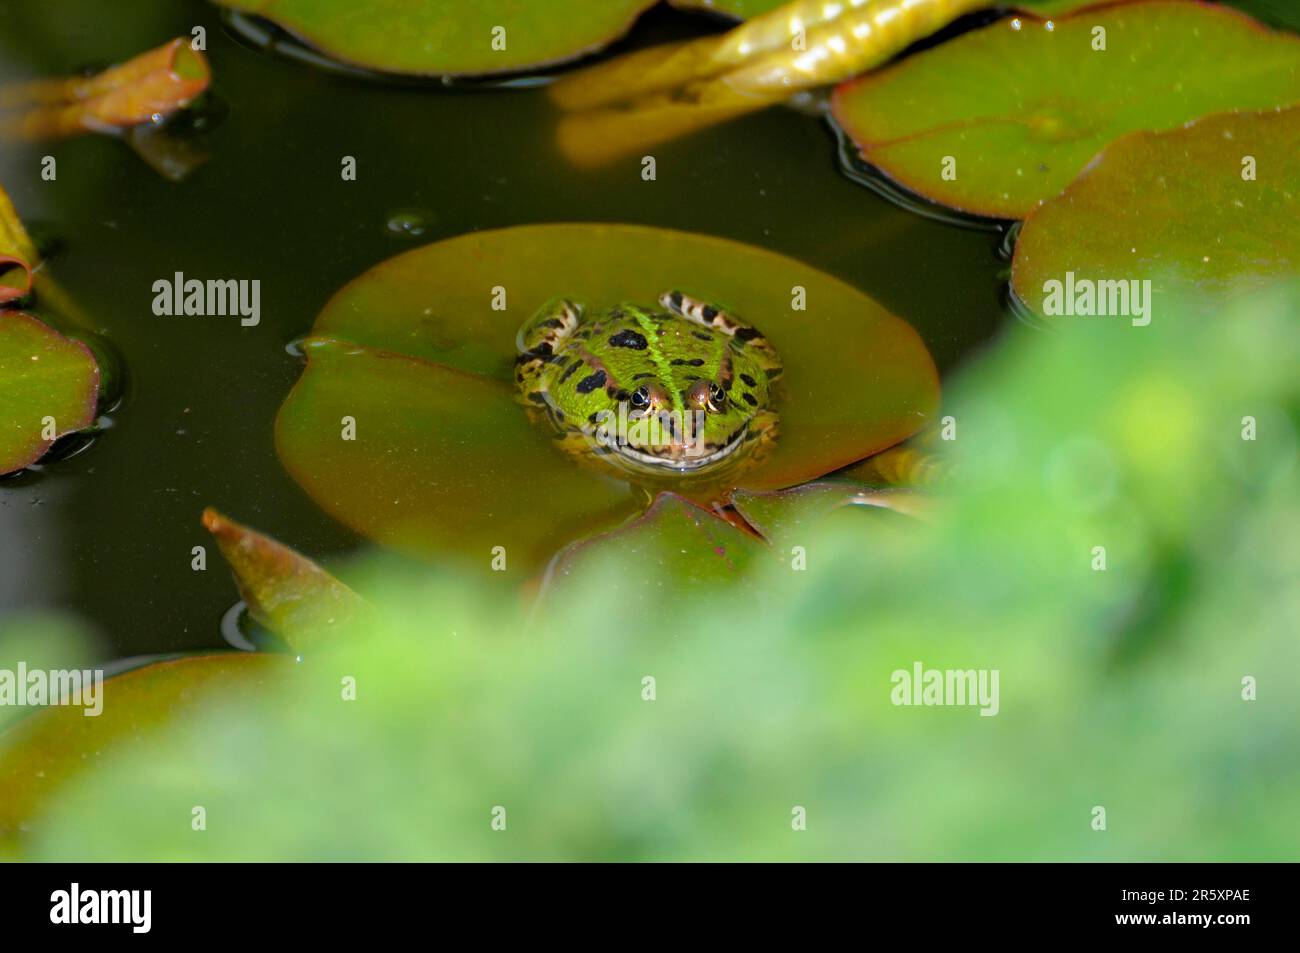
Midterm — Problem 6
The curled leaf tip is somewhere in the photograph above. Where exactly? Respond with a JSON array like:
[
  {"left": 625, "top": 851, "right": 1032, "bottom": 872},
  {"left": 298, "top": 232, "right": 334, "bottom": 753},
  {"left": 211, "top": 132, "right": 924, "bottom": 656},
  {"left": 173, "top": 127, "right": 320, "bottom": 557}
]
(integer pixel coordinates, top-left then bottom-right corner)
[
  {"left": 202, "top": 507, "right": 367, "bottom": 653},
  {"left": 0, "top": 37, "right": 211, "bottom": 140},
  {"left": 0, "top": 186, "right": 39, "bottom": 304}
]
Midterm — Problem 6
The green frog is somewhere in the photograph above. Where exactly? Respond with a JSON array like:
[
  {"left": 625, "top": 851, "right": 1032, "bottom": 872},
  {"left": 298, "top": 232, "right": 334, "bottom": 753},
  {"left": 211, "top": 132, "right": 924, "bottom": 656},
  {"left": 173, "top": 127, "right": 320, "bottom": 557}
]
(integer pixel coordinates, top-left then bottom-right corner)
[{"left": 515, "top": 290, "right": 783, "bottom": 478}]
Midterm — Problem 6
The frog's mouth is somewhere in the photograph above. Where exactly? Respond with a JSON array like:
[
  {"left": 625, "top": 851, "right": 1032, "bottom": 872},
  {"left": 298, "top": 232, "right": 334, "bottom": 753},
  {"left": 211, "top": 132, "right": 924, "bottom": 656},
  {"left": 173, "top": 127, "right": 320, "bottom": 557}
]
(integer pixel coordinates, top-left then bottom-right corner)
[{"left": 597, "top": 424, "right": 749, "bottom": 473}]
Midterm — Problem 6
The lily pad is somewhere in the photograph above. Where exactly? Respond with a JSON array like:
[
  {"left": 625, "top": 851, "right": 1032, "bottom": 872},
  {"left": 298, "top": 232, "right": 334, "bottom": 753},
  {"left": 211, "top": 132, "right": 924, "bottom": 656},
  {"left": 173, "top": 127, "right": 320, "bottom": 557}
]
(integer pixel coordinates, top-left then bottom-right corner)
[
  {"left": 203, "top": 507, "right": 368, "bottom": 652},
  {"left": 668, "top": 0, "right": 783, "bottom": 16},
  {"left": 732, "top": 480, "right": 924, "bottom": 550},
  {"left": 277, "top": 336, "right": 644, "bottom": 572},
  {"left": 214, "top": 0, "right": 658, "bottom": 76},
  {"left": 0, "top": 653, "right": 287, "bottom": 838},
  {"left": 538, "top": 491, "right": 771, "bottom": 610},
  {"left": 538, "top": 481, "right": 921, "bottom": 611},
  {"left": 0, "top": 312, "right": 100, "bottom": 475},
  {"left": 831, "top": 1, "right": 1300, "bottom": 218},
  {"left": 672, "top": 1, "right": 1289, "bottom": 29},
  {"left": 275, "top": 224, "right": 938, "bottom": 573},
  {"left": 1011, "top": 106, "right": 1300, "bottom": 317}
]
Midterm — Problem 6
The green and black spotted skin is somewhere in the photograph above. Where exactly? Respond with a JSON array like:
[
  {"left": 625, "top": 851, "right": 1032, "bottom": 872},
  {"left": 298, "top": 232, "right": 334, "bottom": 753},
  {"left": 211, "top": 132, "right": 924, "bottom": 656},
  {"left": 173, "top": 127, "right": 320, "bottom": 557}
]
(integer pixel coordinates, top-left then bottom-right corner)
[{"left": 515, "top": 290, "right": 783, "bottom": 478}]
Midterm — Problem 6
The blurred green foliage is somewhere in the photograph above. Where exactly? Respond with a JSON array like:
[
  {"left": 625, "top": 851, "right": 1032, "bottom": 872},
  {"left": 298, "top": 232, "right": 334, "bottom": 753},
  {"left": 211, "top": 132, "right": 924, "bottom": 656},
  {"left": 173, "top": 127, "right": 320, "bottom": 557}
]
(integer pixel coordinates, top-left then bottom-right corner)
[{"left": 2, "top": 287, "right": 1297, "bottom": 860}]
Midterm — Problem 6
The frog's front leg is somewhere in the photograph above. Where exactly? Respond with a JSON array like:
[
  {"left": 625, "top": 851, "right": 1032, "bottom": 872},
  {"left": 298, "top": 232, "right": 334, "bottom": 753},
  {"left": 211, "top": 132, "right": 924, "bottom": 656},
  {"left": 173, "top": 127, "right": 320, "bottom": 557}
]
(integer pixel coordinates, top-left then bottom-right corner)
[
  {"left": 515, "top": 297, "right": 583, "bottom": 396},
  {"left": 743, "top": 409, "right": 780, "bottom": 466},
  {"left": 517, "top": 296, "right": 583, "bottom": 353},
  {"left": 658, "top": 290, "right": 783, "bottom": 379}
]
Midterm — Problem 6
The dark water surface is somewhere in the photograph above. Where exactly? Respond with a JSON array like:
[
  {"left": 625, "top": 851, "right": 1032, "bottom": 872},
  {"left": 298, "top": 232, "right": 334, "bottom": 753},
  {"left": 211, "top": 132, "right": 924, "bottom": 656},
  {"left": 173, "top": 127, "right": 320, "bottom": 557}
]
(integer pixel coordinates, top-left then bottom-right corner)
[{"left": 0, "top": 0, "right": 1009, "bottom": 660}]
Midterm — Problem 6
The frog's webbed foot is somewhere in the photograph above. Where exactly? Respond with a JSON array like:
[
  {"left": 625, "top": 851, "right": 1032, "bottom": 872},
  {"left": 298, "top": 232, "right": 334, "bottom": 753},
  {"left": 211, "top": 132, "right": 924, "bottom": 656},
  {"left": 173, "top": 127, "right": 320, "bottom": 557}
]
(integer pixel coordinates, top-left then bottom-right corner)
[
  {"left": 659, "top": 289, "right": 783, "bottom": 380},
  {"left": 744, "top": 409, "right": 780, "bottom": 467}
]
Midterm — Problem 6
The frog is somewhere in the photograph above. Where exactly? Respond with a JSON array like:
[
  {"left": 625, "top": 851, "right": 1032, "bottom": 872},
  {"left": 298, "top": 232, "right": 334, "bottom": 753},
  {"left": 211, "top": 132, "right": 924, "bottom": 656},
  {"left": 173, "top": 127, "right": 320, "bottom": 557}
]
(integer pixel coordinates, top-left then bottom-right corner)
[{"left": 514, "top": 290, "right": 783, "bottom": 478}]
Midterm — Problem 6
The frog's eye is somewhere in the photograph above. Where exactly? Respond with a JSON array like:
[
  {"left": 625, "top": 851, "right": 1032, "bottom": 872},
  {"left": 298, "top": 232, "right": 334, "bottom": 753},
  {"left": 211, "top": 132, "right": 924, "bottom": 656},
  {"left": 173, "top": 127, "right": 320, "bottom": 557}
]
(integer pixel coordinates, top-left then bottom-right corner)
[
  {"left": 629, "top": 386, "right": 651, "bottom": 409},
  {"left": 707, "top": 382, "right": 726, "bottom": 412}
]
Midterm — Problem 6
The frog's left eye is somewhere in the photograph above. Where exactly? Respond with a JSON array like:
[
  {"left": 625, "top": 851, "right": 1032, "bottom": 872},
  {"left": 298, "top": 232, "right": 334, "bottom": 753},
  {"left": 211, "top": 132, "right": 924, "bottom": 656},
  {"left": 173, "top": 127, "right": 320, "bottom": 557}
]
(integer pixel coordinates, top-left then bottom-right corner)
[
  {"left": 629, "top": 386, "right": 651, "bottom": 409},
  {"left": 707, "top": 382, "right": 726, "bottom": 411}
]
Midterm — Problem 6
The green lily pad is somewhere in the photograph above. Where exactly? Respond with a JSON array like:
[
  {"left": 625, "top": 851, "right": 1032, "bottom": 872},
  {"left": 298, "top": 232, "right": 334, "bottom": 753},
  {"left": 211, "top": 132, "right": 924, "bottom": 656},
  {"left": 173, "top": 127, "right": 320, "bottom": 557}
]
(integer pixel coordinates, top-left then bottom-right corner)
[
  {"left": 538, "top": 481, "right": 922, "bottom": 611},
  {"left": 1011, "top": 106, "right": 1300, "bottom": 317},
  {"left": 1014, "top": 0, "right": 1128, "bottom": 12},
  {"left": 672, "top": 1, "right": 1289, "bottom": 29},
  {"left": 538, "top": 491, "right": 771, "bottom": 610},
  {"left": 0, "top": 653, "right": 287, "bottom": 838},
  {"left": 0, "top": 312, "right": 100, "bottom": 475},
  {"left": 668, "top": 0, "right": 781, "bottom": 16},
  {"left": 732, "top": 480, "right": 923, "bottom": 550},
  {"left": 277, "top": 335, "right": 645, "bottom": 572},
  {"left": 203, "top": 507, "right": 368, "bottom": 652},
  {"left": 831, "top": 1, "right": 1300, "bottom": 218},
  {"left": 214, "top": 0, "right": 658, "bottom": 76},
  {"left": 1019, "top": 1, "right": 1300, "bottom": 22},
  {"left": 276, "top": 224, "right": 938, "bottom": 573}
]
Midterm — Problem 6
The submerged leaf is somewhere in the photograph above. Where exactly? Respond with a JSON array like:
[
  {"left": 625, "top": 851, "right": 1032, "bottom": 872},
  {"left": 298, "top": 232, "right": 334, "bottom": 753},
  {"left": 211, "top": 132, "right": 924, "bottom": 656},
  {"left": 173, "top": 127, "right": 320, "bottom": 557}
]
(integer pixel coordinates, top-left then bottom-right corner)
[
  {"left": 215, "top": 0, "right": 658, "bottom": 76},
  {"left": 202, "top": 508, "right": 368, "bottom": 652},
  {"left": 0, "top": 312, "right": 100, "bottom": 475},
  {"left": 832, "top": 2, "right": 1300, "bottom": 218},
  {"left": 1011, "top": 106, "right": 1300, "bottom": 316},
  {"left": 0, "top": 38, "right": 210, "bottom": 139},
  {"left": 276, "top": 224, "right": 938, "bottom": 574}
]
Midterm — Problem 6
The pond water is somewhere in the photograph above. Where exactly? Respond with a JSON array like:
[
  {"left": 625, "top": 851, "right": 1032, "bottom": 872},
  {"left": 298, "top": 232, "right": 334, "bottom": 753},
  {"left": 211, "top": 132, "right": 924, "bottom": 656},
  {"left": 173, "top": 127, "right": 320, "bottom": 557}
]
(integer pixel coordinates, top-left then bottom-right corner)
[{"left": 0, "top": 0, "right": 1009, "bottom": 660}]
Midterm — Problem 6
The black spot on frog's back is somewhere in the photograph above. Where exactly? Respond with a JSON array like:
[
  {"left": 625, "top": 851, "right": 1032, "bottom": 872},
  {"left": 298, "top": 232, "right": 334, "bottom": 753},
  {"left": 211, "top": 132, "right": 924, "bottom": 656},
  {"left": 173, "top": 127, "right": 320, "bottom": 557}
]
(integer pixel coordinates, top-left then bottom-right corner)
[
  {"left": 608, "top": 329, "right": 648, "bottom": 350},
  {"left": 576, "top": 370, "right": 607, "bottom": 394}
]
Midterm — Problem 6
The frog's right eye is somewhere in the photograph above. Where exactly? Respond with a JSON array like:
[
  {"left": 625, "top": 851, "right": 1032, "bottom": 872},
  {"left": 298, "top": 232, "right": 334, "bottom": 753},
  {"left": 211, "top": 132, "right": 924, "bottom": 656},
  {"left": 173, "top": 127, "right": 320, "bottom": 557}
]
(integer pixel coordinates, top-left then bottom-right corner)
[{"left": 629, "top": 386, "right": 651, "bottom": 409}]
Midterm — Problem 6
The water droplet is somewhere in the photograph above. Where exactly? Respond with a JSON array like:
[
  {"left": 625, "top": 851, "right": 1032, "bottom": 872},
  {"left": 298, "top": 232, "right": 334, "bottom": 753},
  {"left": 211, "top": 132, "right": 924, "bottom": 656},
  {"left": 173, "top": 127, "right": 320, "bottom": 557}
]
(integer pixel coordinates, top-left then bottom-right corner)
[{"left": 387, "top": 210, "right": 429, "bottom": 238}]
